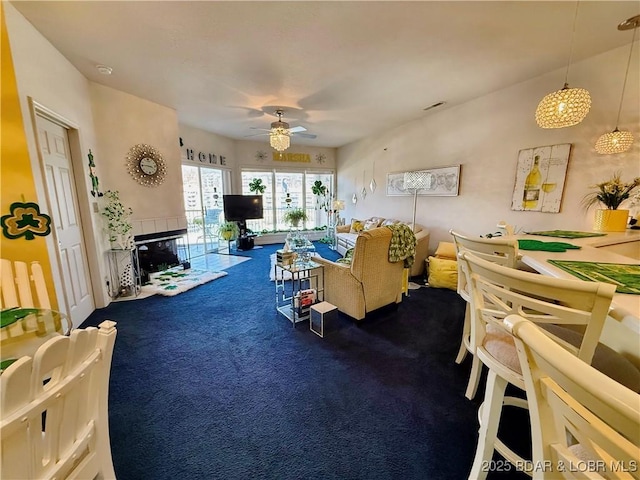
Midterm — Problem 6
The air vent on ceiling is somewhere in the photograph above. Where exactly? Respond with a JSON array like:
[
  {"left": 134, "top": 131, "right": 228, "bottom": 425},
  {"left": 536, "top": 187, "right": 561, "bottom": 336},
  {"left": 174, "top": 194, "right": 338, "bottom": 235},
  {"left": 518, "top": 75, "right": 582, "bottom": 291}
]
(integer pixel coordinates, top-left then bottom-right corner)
[{"left": 423, "top": 101, "right": 446, "bottom": 112}]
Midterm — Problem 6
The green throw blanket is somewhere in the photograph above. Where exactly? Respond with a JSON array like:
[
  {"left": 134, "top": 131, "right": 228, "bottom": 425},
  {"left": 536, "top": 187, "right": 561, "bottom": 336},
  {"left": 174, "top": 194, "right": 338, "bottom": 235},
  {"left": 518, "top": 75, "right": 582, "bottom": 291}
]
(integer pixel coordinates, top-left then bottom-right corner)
[{"left": 386, "top": 224, "right": 417, "bottom": 268}]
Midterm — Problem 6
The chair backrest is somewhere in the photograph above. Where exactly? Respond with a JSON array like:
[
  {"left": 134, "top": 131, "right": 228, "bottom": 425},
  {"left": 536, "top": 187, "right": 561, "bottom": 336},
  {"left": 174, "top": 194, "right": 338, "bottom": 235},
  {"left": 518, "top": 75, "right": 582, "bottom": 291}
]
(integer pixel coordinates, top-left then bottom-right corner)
[
  {"left": 458, "top": 250, "right": 616, "bottom": 371},
  {"left": 1, "top": 320, "right": 117, "bottom": 480},
  {"left": 449, "top": 230, "right": 519, "bottom": 301},
  {"left": 350, "top": 227, "right": 406, "bottom": 304},
  {"left": 1, "top": 258, "right": 51, "bottom": 309},
  {"left": 505, "top": 315, "right": 640, "bottom": 480}
]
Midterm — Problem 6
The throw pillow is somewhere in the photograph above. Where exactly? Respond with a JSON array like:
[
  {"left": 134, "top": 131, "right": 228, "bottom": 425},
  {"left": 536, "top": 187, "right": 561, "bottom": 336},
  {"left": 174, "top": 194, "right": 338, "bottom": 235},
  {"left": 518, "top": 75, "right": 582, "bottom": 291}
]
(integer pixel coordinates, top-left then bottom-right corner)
[
  {"left": 363, "top": 219, "right": 379, "bottom": 230},
  {"left": 380, "top": 219, "right": 399, "bottom": 226},
  {"left": 349, "top": 219, "right": 364, "bottom": 234},
  {"left": 427, "top": 256, "right": 458, "bottom": 291},
  {"left": 434, "top": 242, "right": 457, "bottom": 260}
]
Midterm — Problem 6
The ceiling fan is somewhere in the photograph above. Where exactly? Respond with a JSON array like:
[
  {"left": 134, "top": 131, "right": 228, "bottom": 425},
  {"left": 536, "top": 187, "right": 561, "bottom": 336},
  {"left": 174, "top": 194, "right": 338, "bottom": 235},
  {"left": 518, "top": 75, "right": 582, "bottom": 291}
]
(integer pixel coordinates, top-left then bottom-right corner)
[{"left": 245, "top": 109, "right": 316, "bottom": 152}]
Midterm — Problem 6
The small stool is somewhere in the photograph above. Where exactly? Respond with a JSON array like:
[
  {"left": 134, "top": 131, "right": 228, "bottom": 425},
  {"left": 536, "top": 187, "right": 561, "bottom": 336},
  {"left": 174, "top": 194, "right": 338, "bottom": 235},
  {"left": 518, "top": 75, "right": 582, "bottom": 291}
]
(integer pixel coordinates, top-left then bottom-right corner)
[{"left": 310, "top": 302, "right": 338, "bottom": 338}]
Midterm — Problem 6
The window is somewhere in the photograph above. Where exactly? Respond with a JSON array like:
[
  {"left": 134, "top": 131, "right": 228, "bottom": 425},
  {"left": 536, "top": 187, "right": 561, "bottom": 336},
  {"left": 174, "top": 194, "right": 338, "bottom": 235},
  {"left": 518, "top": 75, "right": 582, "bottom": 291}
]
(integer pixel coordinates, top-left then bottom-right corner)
[
  {"left": 240, "top": 170, "right": 334, "bottom": 233},
  {"left": 182, "top": 165, "right": 229, "bottom": 255}
]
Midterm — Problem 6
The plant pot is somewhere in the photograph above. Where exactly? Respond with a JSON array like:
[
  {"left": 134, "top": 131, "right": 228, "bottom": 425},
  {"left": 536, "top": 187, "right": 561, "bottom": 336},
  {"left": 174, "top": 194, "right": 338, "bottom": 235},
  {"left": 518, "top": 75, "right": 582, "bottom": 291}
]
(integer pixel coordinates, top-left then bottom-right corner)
[
  {"left": 593, "top": 209, "right": 629, "bottom": 232},
  {"left": 110, "top": 234, "right": 132, "bottom": 251}
]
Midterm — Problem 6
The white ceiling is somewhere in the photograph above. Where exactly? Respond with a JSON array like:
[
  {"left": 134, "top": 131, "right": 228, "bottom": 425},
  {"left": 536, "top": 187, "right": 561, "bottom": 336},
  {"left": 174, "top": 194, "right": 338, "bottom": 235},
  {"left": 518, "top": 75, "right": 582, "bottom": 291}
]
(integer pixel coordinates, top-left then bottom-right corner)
[{"left": 11, "top": 1, "right": 640, "bottom": 148}]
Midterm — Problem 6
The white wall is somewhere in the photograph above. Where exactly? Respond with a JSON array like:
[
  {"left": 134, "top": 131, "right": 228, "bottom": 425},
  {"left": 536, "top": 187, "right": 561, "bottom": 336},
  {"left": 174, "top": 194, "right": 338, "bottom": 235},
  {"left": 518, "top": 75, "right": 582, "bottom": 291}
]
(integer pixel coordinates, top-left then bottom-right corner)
[
  {"left": 6, "top": 3, "right": 187, "bottom": 309},
  {"left": 337, "top": 44, "right": 640, "bottom": 250},
  {"left": 90, "top": 83, "right": 185, "bottom": 236},
  {"left": 5, "top": 2, "right": 109, "bottom": 308}
]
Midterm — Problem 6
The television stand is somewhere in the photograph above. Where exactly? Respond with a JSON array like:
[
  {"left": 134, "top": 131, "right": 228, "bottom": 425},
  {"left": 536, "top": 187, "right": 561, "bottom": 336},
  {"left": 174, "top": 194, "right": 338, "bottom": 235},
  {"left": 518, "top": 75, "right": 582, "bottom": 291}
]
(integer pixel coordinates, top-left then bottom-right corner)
[{"left": 237, "top": 234, "right": 256, "bottom": 251}]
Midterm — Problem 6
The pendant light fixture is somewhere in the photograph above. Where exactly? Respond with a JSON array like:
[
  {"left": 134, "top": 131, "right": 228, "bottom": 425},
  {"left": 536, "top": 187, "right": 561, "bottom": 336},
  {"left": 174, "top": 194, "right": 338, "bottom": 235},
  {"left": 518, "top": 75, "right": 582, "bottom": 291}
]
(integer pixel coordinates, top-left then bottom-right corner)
[
  {"left": 535, "top": 1, "right": 591, "bottom": 128},
  {"left": 594, "top": 15, "right": 639, "bottom": 155}
]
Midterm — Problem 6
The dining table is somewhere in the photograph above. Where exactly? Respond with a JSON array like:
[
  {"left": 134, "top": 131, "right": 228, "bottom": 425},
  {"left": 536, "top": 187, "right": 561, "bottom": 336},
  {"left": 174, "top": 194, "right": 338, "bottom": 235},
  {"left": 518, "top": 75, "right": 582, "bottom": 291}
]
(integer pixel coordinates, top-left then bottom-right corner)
[
  {"left": 1, "top": 307, "right": 72, "bottom": 372},
  {"left": 515, "top": 229, "right": 640, "bottom": 369}
]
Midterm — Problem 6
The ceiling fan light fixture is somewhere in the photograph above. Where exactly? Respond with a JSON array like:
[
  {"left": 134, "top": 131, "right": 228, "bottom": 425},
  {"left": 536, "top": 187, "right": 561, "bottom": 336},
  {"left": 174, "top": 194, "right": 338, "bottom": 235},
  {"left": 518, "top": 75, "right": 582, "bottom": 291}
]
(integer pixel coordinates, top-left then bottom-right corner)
[
  {"left": 269, "top": 109, "right": 291, "bottom": 152},
  {"left": 270, "top": 128, "right": 290, "bottom": 152}
]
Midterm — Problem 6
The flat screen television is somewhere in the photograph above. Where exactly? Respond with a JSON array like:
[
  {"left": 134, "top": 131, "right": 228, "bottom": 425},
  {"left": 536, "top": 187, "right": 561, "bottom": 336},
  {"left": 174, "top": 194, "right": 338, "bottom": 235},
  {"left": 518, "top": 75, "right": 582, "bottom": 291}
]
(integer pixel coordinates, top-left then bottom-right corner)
[{"left": 223, "top": 195, "right": 264, "bottom": 222}]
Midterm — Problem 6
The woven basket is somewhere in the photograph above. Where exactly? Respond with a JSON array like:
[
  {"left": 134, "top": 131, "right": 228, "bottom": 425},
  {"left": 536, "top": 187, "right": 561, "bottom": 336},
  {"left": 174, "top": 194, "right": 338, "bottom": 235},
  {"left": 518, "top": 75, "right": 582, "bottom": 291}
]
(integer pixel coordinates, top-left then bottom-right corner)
[{"left": 593, "top": 209, "right": 629, "bottom": 232}]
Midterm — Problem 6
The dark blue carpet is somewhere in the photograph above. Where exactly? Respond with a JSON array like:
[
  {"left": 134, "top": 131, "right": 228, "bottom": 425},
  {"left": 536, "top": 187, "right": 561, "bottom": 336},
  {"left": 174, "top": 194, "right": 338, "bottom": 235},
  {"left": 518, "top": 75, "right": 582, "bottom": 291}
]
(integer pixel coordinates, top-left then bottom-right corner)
[{"left": 82, "top": 242, "right": 529, "bottom": 480}]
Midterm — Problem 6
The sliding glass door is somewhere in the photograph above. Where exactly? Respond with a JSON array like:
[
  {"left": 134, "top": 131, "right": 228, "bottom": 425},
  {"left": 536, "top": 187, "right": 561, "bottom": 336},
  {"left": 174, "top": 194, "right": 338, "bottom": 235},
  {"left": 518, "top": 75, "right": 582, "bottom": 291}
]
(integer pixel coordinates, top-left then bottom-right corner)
[{"left": 182, "top": 165, "right": 227, "bottom": 256}]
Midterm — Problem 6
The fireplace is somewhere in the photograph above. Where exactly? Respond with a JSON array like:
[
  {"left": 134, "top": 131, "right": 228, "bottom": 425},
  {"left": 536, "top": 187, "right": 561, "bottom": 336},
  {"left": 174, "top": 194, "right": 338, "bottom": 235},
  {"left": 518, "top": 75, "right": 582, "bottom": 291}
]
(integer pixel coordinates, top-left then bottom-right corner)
[{"left": 134, "top": 229, "right": 189, "bottom": 281}]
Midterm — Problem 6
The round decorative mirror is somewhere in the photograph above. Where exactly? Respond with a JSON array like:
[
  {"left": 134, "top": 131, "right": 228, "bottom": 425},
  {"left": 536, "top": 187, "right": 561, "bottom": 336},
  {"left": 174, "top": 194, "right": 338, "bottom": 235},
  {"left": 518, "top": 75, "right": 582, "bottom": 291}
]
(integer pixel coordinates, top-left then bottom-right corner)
[{"left": 126, "top": 144, "right": 167, "bottom": 187}]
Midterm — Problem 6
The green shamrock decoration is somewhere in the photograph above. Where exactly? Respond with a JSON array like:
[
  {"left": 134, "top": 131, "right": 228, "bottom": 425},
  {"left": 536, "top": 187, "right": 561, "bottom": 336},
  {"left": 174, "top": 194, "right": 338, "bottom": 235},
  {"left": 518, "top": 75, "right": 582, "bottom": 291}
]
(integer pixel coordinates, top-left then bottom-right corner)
[{"left": 1, "top": 202, "right": 52, "bottom": 240}]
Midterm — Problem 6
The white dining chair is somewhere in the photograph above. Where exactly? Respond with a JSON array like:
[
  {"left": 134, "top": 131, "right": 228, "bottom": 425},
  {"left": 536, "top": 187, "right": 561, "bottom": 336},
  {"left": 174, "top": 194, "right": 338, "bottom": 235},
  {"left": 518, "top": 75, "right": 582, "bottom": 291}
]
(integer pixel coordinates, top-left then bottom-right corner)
[
  {"left": 449, "top": 230, "right": 520, "bottom": 399},
  {"left": 1, "top": 320, "right": 118, "bottom": 480},
  {"left": 457, "top": 251, "right": 639, "bottom": 480},
  {"left": 1, "top": 258, "right": 51, "bottom": 310},
  {"left": 505, "top": 314, "right": 640, "bottom": 480}
]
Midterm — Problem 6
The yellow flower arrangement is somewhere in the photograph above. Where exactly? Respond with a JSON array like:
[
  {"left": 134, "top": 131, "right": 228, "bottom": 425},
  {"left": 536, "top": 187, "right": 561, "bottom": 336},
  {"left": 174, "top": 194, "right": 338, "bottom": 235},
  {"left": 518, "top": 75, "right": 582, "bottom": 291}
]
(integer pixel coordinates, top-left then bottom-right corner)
[{"left": 582, "top": 173, "right": 640, "bottom": 211}]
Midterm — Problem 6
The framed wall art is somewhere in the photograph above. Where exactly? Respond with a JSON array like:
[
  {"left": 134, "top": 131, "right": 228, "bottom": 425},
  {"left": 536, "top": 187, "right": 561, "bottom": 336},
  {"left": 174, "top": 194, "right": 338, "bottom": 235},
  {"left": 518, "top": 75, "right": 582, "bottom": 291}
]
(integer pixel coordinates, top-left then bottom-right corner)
[
  {"left": 511, "top": 143, "right": 570, "bottom": 213},
  {"left": 386, "top": 165, "right": 460, "bottom": 196}
]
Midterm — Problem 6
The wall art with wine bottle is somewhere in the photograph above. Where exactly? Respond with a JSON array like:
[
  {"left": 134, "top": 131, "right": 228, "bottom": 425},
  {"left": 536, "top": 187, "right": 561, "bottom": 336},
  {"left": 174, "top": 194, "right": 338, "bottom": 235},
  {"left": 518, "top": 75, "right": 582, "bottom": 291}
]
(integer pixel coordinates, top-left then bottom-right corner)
[{"left": 511, "top": 143, "right": 571, "bottom": 213}]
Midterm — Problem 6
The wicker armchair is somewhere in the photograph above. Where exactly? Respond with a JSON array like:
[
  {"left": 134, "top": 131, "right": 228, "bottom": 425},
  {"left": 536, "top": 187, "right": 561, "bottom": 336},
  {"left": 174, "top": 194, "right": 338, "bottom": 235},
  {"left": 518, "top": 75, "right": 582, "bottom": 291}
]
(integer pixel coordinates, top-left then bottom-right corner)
[{"left": 314, "top": 227, "right": 405, "bottom": 321}]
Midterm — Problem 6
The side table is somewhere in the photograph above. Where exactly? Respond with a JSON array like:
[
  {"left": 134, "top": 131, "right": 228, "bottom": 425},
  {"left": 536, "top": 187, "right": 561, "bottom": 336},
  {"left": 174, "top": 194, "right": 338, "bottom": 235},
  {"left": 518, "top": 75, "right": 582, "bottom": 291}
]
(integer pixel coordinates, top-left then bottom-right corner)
[{"left": 274, "top": 260, "right": 324, "bottom": 327}]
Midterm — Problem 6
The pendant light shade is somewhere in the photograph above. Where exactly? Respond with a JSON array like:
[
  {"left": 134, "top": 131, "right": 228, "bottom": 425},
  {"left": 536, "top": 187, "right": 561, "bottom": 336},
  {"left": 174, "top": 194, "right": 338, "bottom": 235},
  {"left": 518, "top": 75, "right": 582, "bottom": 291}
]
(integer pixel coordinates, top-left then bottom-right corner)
[
  {"left": 595, "top": 129, "right": 634, "bottom": 155},
  {"left": 594, "top": 14, "right": 639, "bottom": 155},
  {"left": 535, "top": 2, "right": 591, "bottom": 129},
  {"left": 535, "top": 84, "right": 591, "bottom": 128}
]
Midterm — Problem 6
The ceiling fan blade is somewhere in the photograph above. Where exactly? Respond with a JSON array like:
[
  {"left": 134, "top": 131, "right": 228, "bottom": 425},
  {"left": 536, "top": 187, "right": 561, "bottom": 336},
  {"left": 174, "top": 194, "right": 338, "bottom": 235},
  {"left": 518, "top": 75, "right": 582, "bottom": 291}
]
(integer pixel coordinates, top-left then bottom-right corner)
[
  {"left": 244, "top": 132, "right": 269, "bottom": 137},
  {"left": 288, "top": 126, "right": 307, "bottom": 134},
  {"left": 250, "top": 127, "right": 271, "bottom": 131},
  {"left": 292, "top": 132, "right": 317, "bottom": 139}
]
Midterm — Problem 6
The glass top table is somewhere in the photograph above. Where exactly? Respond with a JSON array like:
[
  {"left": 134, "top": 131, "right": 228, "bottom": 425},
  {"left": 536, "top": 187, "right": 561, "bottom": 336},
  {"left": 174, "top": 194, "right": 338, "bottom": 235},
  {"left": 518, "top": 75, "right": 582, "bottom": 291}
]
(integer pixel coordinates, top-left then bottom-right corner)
[
  {"left": 1, "top": 308, "right": 71, "bottom": 372},
  {"left": 274, "top": 259, "right": 324, "bottom": 327},
  {"left": 279, "top": 259, "right": 322, "bottom": 273}
]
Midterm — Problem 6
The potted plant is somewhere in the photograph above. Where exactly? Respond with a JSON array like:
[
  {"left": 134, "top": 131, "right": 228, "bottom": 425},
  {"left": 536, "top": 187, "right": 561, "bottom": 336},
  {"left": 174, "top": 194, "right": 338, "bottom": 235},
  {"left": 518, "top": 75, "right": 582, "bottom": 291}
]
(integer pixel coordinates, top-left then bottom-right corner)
[
  {"left": 284, "top": 207, "right": 308, "bottom": 228},
  {"left": 582, "top": 173, "right": 640, "bottom": 232},
  {"left": 249, "top": 178, "right": 266, "bottom": 194},
  {"left": 101, "top": 190, "right": 133, "bottom": 250},
  {"left": 219, "top": 221, "right": 239, "bottom": 241}
]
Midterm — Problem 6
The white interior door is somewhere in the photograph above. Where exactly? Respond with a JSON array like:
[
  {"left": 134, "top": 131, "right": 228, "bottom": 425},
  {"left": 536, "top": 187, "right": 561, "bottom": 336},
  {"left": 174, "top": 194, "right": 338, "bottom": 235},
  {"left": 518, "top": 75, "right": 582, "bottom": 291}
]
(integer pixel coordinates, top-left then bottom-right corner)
[{"left": 37, "top": 115, "right": 94, "bottom": 326}]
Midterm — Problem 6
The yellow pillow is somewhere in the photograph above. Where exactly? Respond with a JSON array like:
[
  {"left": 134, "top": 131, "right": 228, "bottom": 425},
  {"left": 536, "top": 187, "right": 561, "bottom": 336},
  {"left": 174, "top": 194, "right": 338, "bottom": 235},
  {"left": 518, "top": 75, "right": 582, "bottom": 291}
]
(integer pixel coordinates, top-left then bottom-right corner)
[
  {"left": 427, "top": 256, "right": 458, "bottom": 291},
  {"left": 434, "top": 242, "right": 457, "bottom": 260},
  {"left": 349, "top": 219, "right": 364, "bottom": 234}
]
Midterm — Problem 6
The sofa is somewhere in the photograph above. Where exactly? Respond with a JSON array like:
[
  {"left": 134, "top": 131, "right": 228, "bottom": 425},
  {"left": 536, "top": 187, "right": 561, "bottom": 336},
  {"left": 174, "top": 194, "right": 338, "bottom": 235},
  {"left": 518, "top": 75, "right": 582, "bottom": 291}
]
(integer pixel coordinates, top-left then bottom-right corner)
[
  {"left": 335, "top": 217, "right": 430, "bottom": 277},
  {"left": 315, "top": 227, "right": 405, "bottom": 321}
]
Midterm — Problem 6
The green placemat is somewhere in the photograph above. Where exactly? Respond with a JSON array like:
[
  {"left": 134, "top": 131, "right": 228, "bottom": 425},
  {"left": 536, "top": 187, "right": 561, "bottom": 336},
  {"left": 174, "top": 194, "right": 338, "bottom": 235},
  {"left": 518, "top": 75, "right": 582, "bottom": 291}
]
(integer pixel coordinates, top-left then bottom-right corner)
[
  {"left": 518, "top": 240, "right": 581, "bottom": 252},
  {"left": 548, "top": 260, "right": 640, "bottom": 294},
  {"left": 526, "top": 230, "right": 607, "bottom": 239},
  {"left": 0, "top": 358, "right": 17, "bottom": 371},
  {"left": 1, "top": 308, "right": 39, "bottom": 328}
]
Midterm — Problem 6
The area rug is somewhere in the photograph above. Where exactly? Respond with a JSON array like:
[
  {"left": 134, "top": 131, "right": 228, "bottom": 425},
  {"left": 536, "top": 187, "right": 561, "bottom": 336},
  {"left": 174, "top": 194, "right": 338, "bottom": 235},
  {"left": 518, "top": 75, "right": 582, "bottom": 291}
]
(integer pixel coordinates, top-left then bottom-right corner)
[{"left": 142, "top": 267, "right": 228, "bottom": 297}]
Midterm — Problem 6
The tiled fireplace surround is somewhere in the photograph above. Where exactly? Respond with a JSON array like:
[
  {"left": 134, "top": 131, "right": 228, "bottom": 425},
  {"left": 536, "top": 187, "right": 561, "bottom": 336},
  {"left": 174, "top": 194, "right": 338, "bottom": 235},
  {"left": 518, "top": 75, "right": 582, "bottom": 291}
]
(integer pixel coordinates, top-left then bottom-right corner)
[{"left": 132, "top": 216, "right": 189, "bottom": 276}]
